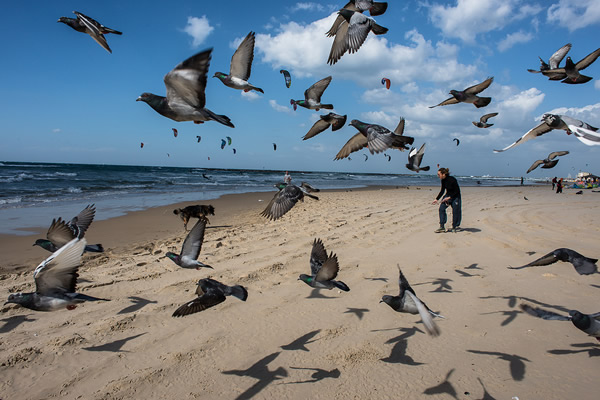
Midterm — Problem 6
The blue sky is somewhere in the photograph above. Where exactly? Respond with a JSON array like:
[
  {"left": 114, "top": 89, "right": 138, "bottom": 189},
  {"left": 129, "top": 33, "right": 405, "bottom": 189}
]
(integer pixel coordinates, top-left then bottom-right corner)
[{"left": 1, "top": 0, "right": 599, "bottom": 178}]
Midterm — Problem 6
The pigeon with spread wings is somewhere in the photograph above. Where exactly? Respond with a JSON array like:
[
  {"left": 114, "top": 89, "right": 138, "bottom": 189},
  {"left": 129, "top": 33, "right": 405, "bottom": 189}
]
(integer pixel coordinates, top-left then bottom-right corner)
[
  {"left": 291, "top": 76, "right": 334, "bottom": 111},
  {"left": 165, "top": 218, "right": 213, "bottom": 270},
  {"left": 527, "top": 43, "right": 571, "bottom": 74},
  {"left": 172, "top": 278, "right": 247, "bottom": 317},
  {"left": 406, "top": 143, "right": 430, "bottom": 173},
  {"left": 213, "top": 32, "right": 263, "bottom": 93},
  {"left": 472, "top": 112, "right": 498, "bottom": 128},
  {"left": 58, "top": 11, "right": 122, "bottom": 53},
  {"left": 508, "top": 248, "right": 597, "bottom": 275},
  {"left": 430, "top": 77, "right": 493, "bottom": 108},
  {"left": 261, "top": 183, "right": 319, "bottom": 221},
  {"left": 298, "top": 238, "right": 350, "bottom": 291},
  {"left": 541, "top": 47, "right": 600, "bottom": 84},
  {"left": 526, "top": 151, "right": 569, "bottom": 173},
  {"left": 326, "top": 1, "right": 388, "bottom": 37},
  {"left": 303, "top": 113, "right": 347, "bottom": 140},
  {"left": 520, "top": 304, "right": 600, "bottom": 342}
]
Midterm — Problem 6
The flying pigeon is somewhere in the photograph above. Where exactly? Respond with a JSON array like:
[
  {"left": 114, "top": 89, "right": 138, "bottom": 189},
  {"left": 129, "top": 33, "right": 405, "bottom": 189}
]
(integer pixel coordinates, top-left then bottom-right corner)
[
  {"left": 494, "top": 114, "right": 599, "bottom": 152},
  {"left": 58, "top": 11, "right": 122, "bottom": 53},
  {"left": 34, "top": 204, "right": 103, "bottom": 253},
  {"left": 137, "top": 48, "right": 234, "bottom": 128},
  {"left": 380, "top": 266, "right": 442, "bottom": 336},
  {"left": 261, "top": 183, "right": 319, "bottom": 221},
  {"left": 302, "top": 113, "right": 347, "bottom": 140},
  {"left": 298, "top": 238, "right": 350, "bottom": 291},
  {"left": 520, "top": 304, "right": 600, "bottom": 342},
  {"left": 291, "top": 76, "right": 334, "bottom": 111},
  {"left": 213, "top": 32, "right": 263, "bottom": 93},
  {"left": 542, "top": 47, "right": 600, "bottom": 84},
  {"left": 326, "top": 0, "right": 388, "bottom": 37},
  {"left": 527, "top": 43, "right": 571, "bottom": 74},
  {"left": 472, "top": 112, "right": 498, "bottom": 128},
  {"left": 406, "top": 143, "right": 430, "bottom": 172},
  {"left": 334, "top": 118, "right": 414, "bottom": 160},
  {"left": 453, "top": 138, "right": 460, "bottom": 146},
  {"left": 430, "top": 77, "right": 494, "bottom": 108},
  {"left": 165, "top": 218, "right": 213, "bottom": 270},
  {"left": 526, "top": 151, "right": 569, "bottom": 173},
  {"left": 280, "top": 69, "right": 291, "bottom": 88},
  {"left": 172, "top": 278, "right": 247, "bottom": 317},
  {"left": 5, "top": 238, "right": 109, "bottom": 311},
  {"left": 327, "top": 9, "right": 388, "bottom": 65},
  {"left": 508, "top": 248, "right": 597, "bottom": 275}
]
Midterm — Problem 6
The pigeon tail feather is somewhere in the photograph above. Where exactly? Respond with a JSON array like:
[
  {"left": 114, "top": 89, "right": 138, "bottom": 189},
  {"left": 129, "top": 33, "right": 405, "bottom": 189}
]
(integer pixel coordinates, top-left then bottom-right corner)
[
  {"left": 474, "top": 97, "right": 491, "bottom": 108},
  {"left": 420, "top": 166, "right": 431, "bottom": 171},
  {"left": 84, "top": 244, "right": 104, "bottom": 253},
  {"left": 370, "top": 2, "right": 388, "bottom": 16},
  {"left": 226, "top": 285, "right": 248, "bottom": 301},
  {"left": 319, "top": 104, "right": 334, "bottom": 110},
  {"left": 73, "top": 293, "right": 110, "bottom": 302},
  {"left": 562, "top": 75, "right": 593, "bottom": 84},
  {"left": 371, "top": 24, "right": 388, "bottom": 35},
  {"left": 333, "top": 281, "right": 350, "bottom": 292},
  {"left": 204, "top": 109, "right": 235, "bottom": 128}
]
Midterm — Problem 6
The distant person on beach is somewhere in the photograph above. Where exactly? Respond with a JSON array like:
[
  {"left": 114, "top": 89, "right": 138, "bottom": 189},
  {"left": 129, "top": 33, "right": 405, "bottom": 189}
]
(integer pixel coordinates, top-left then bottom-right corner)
[
  {"left": 431, "top": 167, "right": 461, "bottom": 233},
  {"left": 284, "top": 171, "right": 292, "bottom": 184},
  {"left": 556, "top": 178, "right": 563, "bottom": 194},
  {"left": 552, "top": 177, "right": 557, "bottom": 190},
  {"left": 520, "top": 177, "right": 524, "bottom": 185}
]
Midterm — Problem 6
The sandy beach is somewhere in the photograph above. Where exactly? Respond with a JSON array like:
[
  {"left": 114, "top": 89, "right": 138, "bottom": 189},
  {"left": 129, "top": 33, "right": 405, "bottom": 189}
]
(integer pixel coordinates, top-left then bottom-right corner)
[{"left": 1, "top": 184, "right": 599, "bottom": 399}]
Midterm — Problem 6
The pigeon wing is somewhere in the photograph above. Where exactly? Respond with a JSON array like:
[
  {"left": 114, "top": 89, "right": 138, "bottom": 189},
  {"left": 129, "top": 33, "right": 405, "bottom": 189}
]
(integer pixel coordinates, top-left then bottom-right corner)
[
  {"left": 429, "top": 96, "right": 459, "bottom": 108},
  {"left": 305, "top": 76, "right": 332, "bottom": 103},
  {"left": 230, "top": 32, "right": 255, "bottom": 81},
  {"left": 164, "top": 49, "right": 211, "bottom": 109},
  {"left": 397, "top": 266, "right": 417, "bottom": 298},
  {"left": 548, "top": 43, "right": 572, "bottom": 69},
  {"left": 303, "top": 118, "right": 331, "bottom": 140},
  {"left": 326, "top": 2, "right": 357, "bottom": 37},
  {"left": 512, "top": 250, "right": 560, "bottom": 269},
  {"left": 493, "top": 121, "right": 553, "bottom": 152},
  {"left": 69, "top": 204, "right": 96, "bottom": 237},
  {"left": 180, "top": 218, "right": 207, "bottom": 260},
  {"left": 172, "top": 291, "right": 226, "bottom": 317},
  {"left": 406, "top": 291, "right": 440, "bottom": 336},
  {"left": 464, "top": 77, "right": 494, "bottom": 95},
  {"left": 334, "top": 132, "right": 368, "bottom": 160},
  {"left": 520, "top": 304, "right": 570, "bottom": 321},
  {"left": 260, "top": 185, "right": 302, "bottom": 220},
  {"left": 345, "top": 14, "right": 372, "bottom": 54},
  {"left": 393, "top": 118, "right": 405, "bottom": 135},
  {"left": 547, "top": 151, "right": 569, "bottom": 160},
  {"left": 74, "top": 12, "right": 112, "bottom": 53},
  {"left": 315, "top": 252, "right": 340, "bottom": 282},
  {"left": 310, "top": 238, "right": 328, "bottom": 275},
  {"left": 47, "top": 218, "right": 77, "bottom": 248},
  {"left": 480, "top": 113, "right": 498, "bottom": 123},
  {"left": 34, "top": 238, "right": 86, "bottom": 295},
  {"left": 328, "top": 21, "right": 350, "bottom": 65},
  {"left": 575, "top": 47, "right": 600, "bottom": 71},
  {"left": 412, "top": 143, "right": 426, "bottom": 167},
  {"left": 526, "top": 160, "right": 544, "bottom": 174},
  {"left": 560, "top": 115, "right": 598, "bottom": 131},
  {"left": 327, "top": 113, "right": 347, "bottom": 131},
  {"left": 366, "top": 125, "right": 395, "bottom": 154}
]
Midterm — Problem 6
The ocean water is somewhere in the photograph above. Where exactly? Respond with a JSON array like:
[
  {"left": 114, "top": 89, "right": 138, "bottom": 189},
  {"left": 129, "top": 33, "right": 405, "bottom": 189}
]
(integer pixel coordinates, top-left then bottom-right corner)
[{"left": 0, "top": 161, "right": 541, "bottom": 235}]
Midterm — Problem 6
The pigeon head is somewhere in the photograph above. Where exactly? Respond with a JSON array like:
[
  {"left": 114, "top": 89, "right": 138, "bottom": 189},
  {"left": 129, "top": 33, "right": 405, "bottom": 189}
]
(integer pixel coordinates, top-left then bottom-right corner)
[
  {"left": 137, "top": 93, "right": 164, "bottom": 111},
  {"left": 349, "top": 119, "right": 367, "bottom": 130},
  {"left": 542, "top": 114, "right": 560, "bottom": 127},
  {"left": 5, "top": 293, "right": 29, "bottom": 307},
  {"left": 380, "top": 295, "right": 394, "bottom": 305},
  {"left": 449, "top": 89, "right": 463, "bottom": 99},
  {"left": 33, "top": 239, "right": 53, "bottom": 251},
  {"left": 338, "top": 8, "right": 355, "bottom": 22},
  {"left": 165, "top": 252, "right": 180, "bottom": 263},
  {"left": 290, "top": 99, "right": 298, "bottom": 111},
  {"left": 213, "top": 72, "right": 227, "bottom": 81},
  {"left": 569, "top": 311, "right": 591, "bottom": 330},
  {"left": 564, "top": 57, "right": 575, "bottom": 68},
  {"left": 298, "top": 274, "right": 313, "bottom": 284}
]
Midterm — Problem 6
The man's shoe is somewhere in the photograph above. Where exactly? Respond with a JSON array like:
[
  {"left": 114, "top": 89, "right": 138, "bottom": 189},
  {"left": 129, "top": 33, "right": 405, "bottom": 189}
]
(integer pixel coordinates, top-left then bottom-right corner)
[{"left": 434, "top": 227, "right": 446, "bottom": 233}]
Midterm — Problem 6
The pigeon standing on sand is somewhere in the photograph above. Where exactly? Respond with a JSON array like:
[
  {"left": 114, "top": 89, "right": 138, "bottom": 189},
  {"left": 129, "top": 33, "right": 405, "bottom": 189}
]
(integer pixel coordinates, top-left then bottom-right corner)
[
  {"left": 406, "top": 143, "right": 430, "bottom": 173},
  {"left": 380, "top": 266, "right": 442, "bottom": 336},
  {"left": 527, "top": 43, "right": 571, "bottom": 74},
  {"left": 429, "top": 77, "right": 494, "bottom": 108},
  {"left": 5, "top": 238, "right": 109, "bottom": 311},
  {"left": 34, "top": 204, "right": 103, "bottom": 253},
  {"left": 520, "top": 304, "right": 600, "bottom": 342},
  {"left": 213, "top": 32, "right": 263, "bottom": 94},
  {"left": 298, "top": 238, "right": 350, "bottom": 291},
  {"left": 472, "top": 113, "right": 498, "bottom": 128},
  {"left": 290, "top": 76, "right": 334, "bottom": 111},
  {"left": 508, "top": 248, "right": 597, "bottom": 275},
  {"left": 326, "top": 1, "right": 388, "bottom": 38},
  {"left": 302, "top": 113, "right": 347, "bottom": 140},
  {"left": 261, "top": 183, "right": 319, "bottom": 221},
  {"left": 172, "top": 278, "right": 247, "bottom": 317},
  {"left": 526, "top": 151, "right": 569, "bottom": 173},
  {"left": 58, "top": 11, "right": 122, "bottom": 53},
  {"left": 334, "top": 118, "right": 414, "bottom": 160},
  {"left": 165, "top": 218, "right": 213, "bottom": 270},
  {"left": 542, "top": 48, "right": 600, "bottom": 84},
  {"left": 327, "top": 8, "right": 388, "bottom": 65},
  {"left": 137, "top": 48, "right": 234, "bottom": 128}
]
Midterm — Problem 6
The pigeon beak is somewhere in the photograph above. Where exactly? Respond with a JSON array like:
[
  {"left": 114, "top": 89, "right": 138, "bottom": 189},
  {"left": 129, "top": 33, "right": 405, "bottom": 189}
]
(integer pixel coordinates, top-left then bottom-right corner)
[
  {"left": 379, "top": 300, "right": 384, "bottom": 303},
  {"left": 136, "top": 96, "right": 142, "bottom": 102}
]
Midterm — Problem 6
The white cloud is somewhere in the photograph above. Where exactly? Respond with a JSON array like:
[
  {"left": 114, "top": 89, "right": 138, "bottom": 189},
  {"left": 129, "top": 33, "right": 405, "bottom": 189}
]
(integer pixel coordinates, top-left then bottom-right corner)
[
  {"left": 497, "top": 30, "right": 534, "bottom": 52},
  {"left": 52, "top": 128, "right": 61, "bottom": 133},
  {"left": 291, "top": 2, "right": 325, "bottom": 12},
  {"left": 183, "top": 16, "right": 214, "bottom": 47},
  {"left": 428, "top": 0, "right": 542, "bottom": 43},
  {"left": 595, "top": 81, "right": 600, "bottom": 91},
  {"left": 269, "top": 99, "right": 293, "bottom": 114},
  {"left": 539, "top": 103, "right": 600, "bottom": 123},
  {"left": 241, "top": 91, "right": 261, "bottom": 101},
  {"left": 547, "top": 0, "right": 600, "bottom": 31}
]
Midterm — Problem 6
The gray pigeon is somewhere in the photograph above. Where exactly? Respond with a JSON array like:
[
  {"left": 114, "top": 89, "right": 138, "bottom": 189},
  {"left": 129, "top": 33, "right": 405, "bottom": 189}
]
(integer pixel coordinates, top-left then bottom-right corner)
[
  {"left": 472, "top": 112, "right": 498, "bottom": 128},
  {"left": 334, "top": 118, "right": 414, "bottom": 160},
  {"left": 33, "top": 204, "right": 103, "bottom": 253},
  {"left": 172, "top": 278, "right": 247, "bottom": 317},
  {"left": 326, "top": 1, "right": 388, "bottom": 37},
  {"left": 327, "top": 8, "right": 388, "bottom": 65},
  {"left": 5, "top": 238, "right": 109, "bottom": 311},
  {"left": 165, "top": 218, "right": 213, "bottom": 270},
  {"left": 527, "top": 43, "right": 571, "bottom": 74},
  {"left": 58, "top": 11, "right": 121, "bottom": 53},
  {"left": 261, "top": 183, "right": 319, "bottom": 220},
  {"left": 526, "top": 151, "right": 569, "bottom": 173},
  {"left": 137, "top": 48, "right": 234, "bottom": 128},
  {"left": 542, "top": 47, "right": 600, "bottom": 84},
  {"left": 291, "top": 76, "right": 334, "bottom": 111},
  {"left": 380, "top": 266, "right": 442, "bottom": 336},
  {"left": 430, "top": 77, "right": 494, "bottom": 108},
  {"left": 406, "top": 143, "right": 430, "bottom": 173},
  {"left": 302, "top": 113, "right": 347, "bottom": 140},
  {"left": 298, "top": 238, "right": 350, "bottom": 291},
  {"left": 213, "top": 32, "right": 263, "bottom": 93},
  {"left": 494, "top": 114, "right": 598, "bottom": 152},
  {"left": 520, "top": 304, "right": 600, "bottom": 342},
  {"left": 508, "top": 248, "right": 598, "bottom": 275}
]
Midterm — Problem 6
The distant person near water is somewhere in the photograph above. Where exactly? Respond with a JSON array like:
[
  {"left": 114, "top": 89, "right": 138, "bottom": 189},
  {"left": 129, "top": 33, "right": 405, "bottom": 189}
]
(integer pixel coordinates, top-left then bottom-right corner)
[
  {"left": 552, "top": 177, "right": 557, "bottom": 190},
  {"left": 556, "top": 178, "right": 563, "bottom": 194},
  {"left": 284, "top": 171, "right": 292, "bottom": 184},
  {"left": 432, "top": 167, "right": 461, "bottom": 233}
]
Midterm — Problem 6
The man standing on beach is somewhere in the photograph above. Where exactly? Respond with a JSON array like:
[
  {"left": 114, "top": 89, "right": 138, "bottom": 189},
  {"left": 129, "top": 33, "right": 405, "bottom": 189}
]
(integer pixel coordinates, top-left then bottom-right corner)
[
  {"left": 284, "top": 171, "right": 292, "bottom": 184},
  {"left": 552, "top": 177, "right": 557, "bottom": 190},
  {"left": 556, "top": 178, "right": 563, "bottom": 194},
  {"left": 432, "top": 167, "right": 461, "bottom": 233}
]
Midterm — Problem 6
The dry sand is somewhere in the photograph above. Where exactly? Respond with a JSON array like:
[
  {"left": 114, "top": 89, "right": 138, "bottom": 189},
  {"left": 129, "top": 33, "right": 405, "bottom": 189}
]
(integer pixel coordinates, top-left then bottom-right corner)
[{"left": 1, "top": 185, "right": 599, "bottom": 399}]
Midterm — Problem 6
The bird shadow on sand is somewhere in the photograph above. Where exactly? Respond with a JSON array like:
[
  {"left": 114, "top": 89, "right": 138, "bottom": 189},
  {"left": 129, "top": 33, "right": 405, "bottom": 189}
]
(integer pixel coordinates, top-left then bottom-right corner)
[
  {"left": 364, "top": 277, "right": 389, "bottom": 282},
  {"left": 590, "top": 284, "right": 600, "bottom": 290},
  {"left": 547, "top": 342, "right": 600, "bottom": 358},
  {"left": 0, "top": 314, "right": 35, "bottom": 333},
  {"left": 413, "top": 278, "right": 456, "bottom": 293},
  {"left": 306, "top": 288, "right": 336, "bottom": 299},
  {"left": 284, "top": 367, "right": 341, "bottom": 384},
  {"left": 222, "top": 351, "right": 288, "bottom": 400},
  {"left": 460, "top": 227, "right": 481, "bottom": 233},
  {"left": 423, "top": 369, "right": 458, "bottom": 399},
  {"left": 117, "top": 296, "right": 158, "bottom": 314},
  {"left": 83, "top": 332, "right": 146, "bottom": 352},
  {"left": 380, "top": 326, "right": 426, "bottom": 365},
  {"left": 455, "top": 269, "right": 480, "bottom": 278},
  {"left": 480, "top": 309, "right": 523, "bottom": 326},
  {"left": 280, "top": 330, "right": 321, "bottom": 352},
  {"left": 479, "top": 294, "right": 570, "bottom": 314},
  {"left": 465, "top": 263, "right": 482, "bottom": 270},
  {"left": 467, "top": 349, "right": 530, "bottom": 381},
  {"left": 344, "top": 307, "right": 369, "bottom": 320},
  {"left": 206, "top": 225, "right": 233, "bottom": 229}
]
